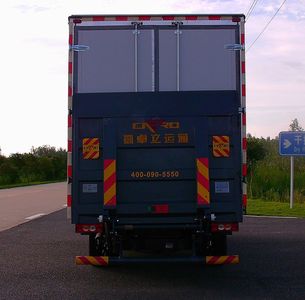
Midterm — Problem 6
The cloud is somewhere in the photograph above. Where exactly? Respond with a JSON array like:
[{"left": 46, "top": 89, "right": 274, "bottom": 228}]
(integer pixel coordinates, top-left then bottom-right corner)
[
  {"left": 24, "top": 37, "right": 66, "bottom": 48},
  {"left": 249, "top": 105, "right": 305, "bottom": 113},
  {"left": 281, "top": 60, "right": 305, "bottom": 71},
  {"left": 14, "top": 4, "right": 50, "bottom": 13}
]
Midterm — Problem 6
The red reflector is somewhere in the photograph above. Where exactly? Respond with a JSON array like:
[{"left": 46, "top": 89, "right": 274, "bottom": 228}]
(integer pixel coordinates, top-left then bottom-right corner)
[
  {"left": 116, "top": 16, "right": 128, "bottom": 21},
  {"left": 242, "top": 61, "right": 246, "bottom": 74},
  {"left": 242, "top": 164, "right": 247, "bottom": 177},
  {"left": 68, "top": 114, "right": 72, "bottom": 127},
  {"left": 68, "top": 140, "right": 72, "bottom": 152},
  {"left": 242, "top": 113, "right": 246, "bottom": 126},
  {"left": 139, "top": 16, "right": 151, "bottom": 21},
  {"left": 92, "top": 16, "right": 105, "bottom": 21},
  {"left": 162, "top": 16, "right": 175, "bottom": 20},
  {"left": 67, "top": 165, "right": 72, "bottom": 177},
  {"left": 152, "top": 204, "right": 169, "bottom": 214},
  {"left": 76, "top": 224, "right": 103, "bottom": 234},
  {"left": 241, "top": 33, "right": 245, "bottom": 45},
  {"left": 243, "top": 194, "right": 247, "bottom": 207},
  {"left": 242, "top": 137, "right": 247, "bottom": 150},
  {"left": 67, "top": 195, "right": 72, "bottom": 207},
  {"left": 185, "top": 16, "right": 198, "bottom": 20},
  {"left": 68, "top": 62, "right": 72, "bottom": 74},
  {"left": 68, "top": 86, "right": 72, "bottom": 97},
  {"left": 208, "top": 16, "right": 221, "bottom": 20},
  {"left": 69, "top": 34, "right": 73, "bottom": 46},
  {"left": 242, "top": 84, "right": 246, "bottom": 97},
  {"left": 73, "top": 19, "right": 82, "bottom": 24},
  {"left": 211, "top": 223, "right": 239, "bottom": 232}
]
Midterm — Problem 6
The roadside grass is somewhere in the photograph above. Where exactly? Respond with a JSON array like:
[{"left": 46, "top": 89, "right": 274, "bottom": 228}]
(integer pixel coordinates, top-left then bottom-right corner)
[
  {"left": 0, "top": 180, "right": 65, "bottom": 190},
  {"left": 247, "top": 199, "right": 305, "bottom": 218}
]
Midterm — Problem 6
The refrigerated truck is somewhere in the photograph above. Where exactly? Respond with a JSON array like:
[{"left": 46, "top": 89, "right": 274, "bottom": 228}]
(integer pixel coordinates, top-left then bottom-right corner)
[{"left": 67, "top": 14, "right": 247, "bottom": 266}]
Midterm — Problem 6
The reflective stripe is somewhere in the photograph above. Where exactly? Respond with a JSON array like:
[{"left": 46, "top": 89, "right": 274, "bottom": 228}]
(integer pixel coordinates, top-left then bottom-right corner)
[
  {"left": 197, "top": 158, "right": 210, "bottom": 206},
  {"left": 67, "top": 20, "right": 74, "bottom": 218},
  {"left": 104, "top": 160, "right": 117, "bottom": 207},
  {"left": 206, "top": 255, "right": 239, "bottom": 265},
  {"left": 104, "top": 160, "right": 116, "bottom": 181},
  {"left": 75, "top": 256, "right": 109, "bottom": 266},
  {"left": 82, "top": 138, "right": 100, "bottom": 159},
  {"left": 71, "top": 15, "right": 244, "bottom": 23},
  {"left": 213, "top": 136, "right": 230, "bottom": 157},
  {"left": 240, "top": 20, "right": 247, "bottom": 207}
]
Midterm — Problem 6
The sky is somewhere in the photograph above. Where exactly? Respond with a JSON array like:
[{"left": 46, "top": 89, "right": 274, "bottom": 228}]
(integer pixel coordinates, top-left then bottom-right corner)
[{"left": 0, "top": 0, "right": 304, "bottom": 155}]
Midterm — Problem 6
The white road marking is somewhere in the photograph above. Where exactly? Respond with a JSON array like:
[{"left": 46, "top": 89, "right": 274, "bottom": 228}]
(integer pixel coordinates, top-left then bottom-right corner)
[
  {"left": 245, "top": 215, "right": 298, "bottom": 219},
  {"left": 25, "top": 213, "right": 46, "bottom": 221}
]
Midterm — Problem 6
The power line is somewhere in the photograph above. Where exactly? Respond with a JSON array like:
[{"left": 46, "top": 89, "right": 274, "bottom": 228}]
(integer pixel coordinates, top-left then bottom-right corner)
[
  {"left": 245, "top": 0, "right": 260, "bottom": 20},
  {"left": 246, "top": 0, "right": 288, "bottom": 53}
]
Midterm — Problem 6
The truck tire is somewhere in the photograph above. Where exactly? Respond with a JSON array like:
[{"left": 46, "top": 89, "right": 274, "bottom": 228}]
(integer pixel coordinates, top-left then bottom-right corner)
[
  {"left": 89, "top": 234, "right": 119, "bottom": 257},
  {"left": 209, "top": 234, "right": 227, "bottom": 256},
  {"left": 89, "top": 234, "right": 109, "bottom": 256}
]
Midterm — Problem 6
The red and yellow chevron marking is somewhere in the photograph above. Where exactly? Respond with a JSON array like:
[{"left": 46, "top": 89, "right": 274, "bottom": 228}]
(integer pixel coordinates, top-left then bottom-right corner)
[
  {"left": 206, "top": 255, "right": 239, "bottom": 265},
  {"left": 82, "top": 138, "right": 100, "bottom": 160},
  {"left": 75, "top": 256, "right": 109, "bottom": 266},
  {"left": 197, "top": 158, "right": 210, "bottom": 206},
  {"left": 213, "top": 136, "right": 230, "bottom": 157},
  {"left": 104, "top": 159, "right": 116, "bottom": 207}
]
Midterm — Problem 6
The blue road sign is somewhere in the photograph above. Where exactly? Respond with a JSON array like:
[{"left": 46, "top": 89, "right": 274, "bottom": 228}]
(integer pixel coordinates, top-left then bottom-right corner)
[{"left": 279, "top": 131, "right": 305, "bottom": 156}]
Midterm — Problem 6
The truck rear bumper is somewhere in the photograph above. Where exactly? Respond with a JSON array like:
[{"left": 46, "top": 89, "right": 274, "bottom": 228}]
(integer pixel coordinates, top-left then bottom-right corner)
[{"left": 75, "top": 255, "right": 239, "bottom": 266}]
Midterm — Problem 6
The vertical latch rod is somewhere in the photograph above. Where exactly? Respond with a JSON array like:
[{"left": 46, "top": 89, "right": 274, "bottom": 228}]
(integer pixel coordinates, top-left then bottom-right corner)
[
  {"left": 132, "top": 22, "right": 142, "bottom": 92},
  {"left": 173, "top": 21, "right": 183, "bottom": 91}
]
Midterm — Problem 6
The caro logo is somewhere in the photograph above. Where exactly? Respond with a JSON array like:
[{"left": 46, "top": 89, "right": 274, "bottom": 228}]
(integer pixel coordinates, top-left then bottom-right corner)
[{"left": 132, "top": 120, "right": 180, "bottom": 133}]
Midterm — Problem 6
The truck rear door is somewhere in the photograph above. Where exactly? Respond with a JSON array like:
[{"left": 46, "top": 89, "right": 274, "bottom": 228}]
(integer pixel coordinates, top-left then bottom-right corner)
[{"left": 71, "top": 18, "right": 242, "bottom": 225}]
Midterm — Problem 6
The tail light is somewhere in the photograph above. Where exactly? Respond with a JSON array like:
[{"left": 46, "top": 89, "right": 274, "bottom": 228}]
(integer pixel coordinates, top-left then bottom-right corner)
[
  {"left": 76, "top": 224, "right": 103, "bottom": 234},
  {"left": 152, "top": 204, "right": 169, "bottom": 214},
  {"left": 211, "top": 223, "right": 239, "bottom": 233}
]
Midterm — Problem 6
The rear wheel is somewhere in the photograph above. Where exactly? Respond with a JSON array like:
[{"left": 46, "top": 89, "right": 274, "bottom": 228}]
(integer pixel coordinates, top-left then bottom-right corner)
[
  {"left": 89, "top": 234, "right": 119, "bottom": 256},
  {"left": 89, "top": 234, "right": 108, "bottom": 256}
]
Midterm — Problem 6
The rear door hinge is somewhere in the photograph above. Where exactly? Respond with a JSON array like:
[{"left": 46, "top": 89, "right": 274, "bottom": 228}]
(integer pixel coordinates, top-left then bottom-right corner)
[
  {"left": 70, "top": 45, "right": 90, "bottom": 52},
  {"left": 224, "top": 44, "right": 244, "bottom": 51},
  {"left": 238, "top": 107, "right": 246, "bottom": 114}
]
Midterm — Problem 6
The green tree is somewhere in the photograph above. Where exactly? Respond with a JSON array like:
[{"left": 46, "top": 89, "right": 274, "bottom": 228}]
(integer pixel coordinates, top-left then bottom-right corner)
[
  {"left": 0, "top": 154, "right": 5, "bottom": 167},
  {"left": 247, "top": 134, "right": 267, "bottom": 198},
  {"left": 0, "top": 161, "right": 19, "bottom": 184},
  {"left": 0, "top": 146, "right": 67, "bottom": 186},
  {"left": 289, "top": 118, "right": 303, "bottom": 131},
  {"left": 31, "top": 145, "right": 57, "bottom": 157},
  {"left": 9, "top": 153, "right": 26, "bottom": 170},
  {"left": 21, "top": 153, "right": 38, "bottom": 183}
]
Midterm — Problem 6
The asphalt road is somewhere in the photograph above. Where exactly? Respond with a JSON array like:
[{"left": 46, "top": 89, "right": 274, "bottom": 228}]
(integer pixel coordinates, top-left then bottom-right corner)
[
  {"left": 0, "top": 210, "right": 305, "bottom": 299},
  {"left": 0, "top": 182, "right": 66, "bottom": 231}
]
